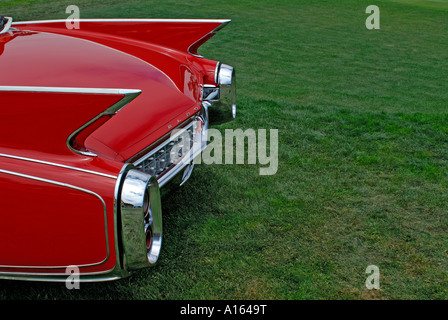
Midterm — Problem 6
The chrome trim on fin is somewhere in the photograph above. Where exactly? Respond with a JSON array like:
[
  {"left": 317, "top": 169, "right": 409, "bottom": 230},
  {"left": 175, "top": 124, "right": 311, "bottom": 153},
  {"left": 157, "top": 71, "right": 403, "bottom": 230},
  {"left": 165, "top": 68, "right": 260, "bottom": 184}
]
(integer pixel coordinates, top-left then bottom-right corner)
[
  {"left": 66, "top": 89, "right": 141, "bottom": 157},
  {"left": 188, "top": 20, "right": 231, "bottom": 58}
]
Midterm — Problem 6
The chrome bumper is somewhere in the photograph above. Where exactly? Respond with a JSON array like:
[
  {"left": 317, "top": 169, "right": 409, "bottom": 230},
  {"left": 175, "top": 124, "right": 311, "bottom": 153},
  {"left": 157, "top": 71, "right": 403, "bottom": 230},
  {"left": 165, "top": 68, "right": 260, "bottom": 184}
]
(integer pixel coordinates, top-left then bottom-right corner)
[{"left": 203, "top": 62, "right": 237, "bottom": 125}]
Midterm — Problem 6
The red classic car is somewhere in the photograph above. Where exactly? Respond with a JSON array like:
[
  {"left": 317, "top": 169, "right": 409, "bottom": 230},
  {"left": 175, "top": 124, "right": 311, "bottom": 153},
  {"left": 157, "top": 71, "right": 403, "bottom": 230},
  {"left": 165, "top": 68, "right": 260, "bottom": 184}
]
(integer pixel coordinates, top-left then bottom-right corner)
[{"left": 0, "top": 16, "right": 236, "bottom": 281}]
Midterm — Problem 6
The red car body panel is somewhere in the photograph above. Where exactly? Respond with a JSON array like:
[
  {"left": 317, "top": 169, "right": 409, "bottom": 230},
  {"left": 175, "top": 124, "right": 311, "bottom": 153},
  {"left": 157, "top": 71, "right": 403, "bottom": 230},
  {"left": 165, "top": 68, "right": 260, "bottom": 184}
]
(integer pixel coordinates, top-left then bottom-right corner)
[
  {"left": 0, "top": 155, "right": 119, "bottom": 275},
  {"left": 0, "top": 90, "right": 124, "bottom": 156},
  {"left": 0, "top": 18, "right": 234, "bottom": 281}
]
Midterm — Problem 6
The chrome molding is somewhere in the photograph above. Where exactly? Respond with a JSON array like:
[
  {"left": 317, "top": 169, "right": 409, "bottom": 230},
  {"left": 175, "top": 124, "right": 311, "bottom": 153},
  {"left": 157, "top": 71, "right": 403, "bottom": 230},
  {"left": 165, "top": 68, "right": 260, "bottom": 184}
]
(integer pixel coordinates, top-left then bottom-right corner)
[
  {"left": 13, "top": 19, "right": 232, "bottom": 25},
  {"left": 214, "top": 61, "right": 221, "bottom": 84},
  {"left": 187, "top": 21, "right": 231, "bottom": 58},
  {"left": 113, "top": 163, "right": 133, "bottom": 273},
  {"left": 0, "top": 86, "right": 139, "bottom": 95},
  {"left": 0, "top": 168, "right": 110, "bottom": 270},
  {"left": 66, "top": 89, "right": 141, "bottom": 157},
  {"left": 0, "top": 153, "right": 117, "bottom": 179},
  {"left": 0, "top": 268, "right": 122, "bottom": 283},
  {"left": 203, "top": 84, "right": 220, "bottom": 102}
]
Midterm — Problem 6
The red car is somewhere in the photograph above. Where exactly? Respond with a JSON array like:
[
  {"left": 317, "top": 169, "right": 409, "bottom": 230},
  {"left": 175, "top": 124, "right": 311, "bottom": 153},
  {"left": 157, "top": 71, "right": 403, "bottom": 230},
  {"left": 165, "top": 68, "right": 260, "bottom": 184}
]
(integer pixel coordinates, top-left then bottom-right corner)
[{"left": 0, "top": 16, "right": 236, "bottom": 281}]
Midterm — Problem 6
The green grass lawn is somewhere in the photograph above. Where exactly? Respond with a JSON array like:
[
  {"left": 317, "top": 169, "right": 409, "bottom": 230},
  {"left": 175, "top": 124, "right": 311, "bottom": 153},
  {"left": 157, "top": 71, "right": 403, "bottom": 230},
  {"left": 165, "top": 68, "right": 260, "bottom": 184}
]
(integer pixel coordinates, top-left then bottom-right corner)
[{"left": 0, "top": 0, "right": 447, "bottom": 300}]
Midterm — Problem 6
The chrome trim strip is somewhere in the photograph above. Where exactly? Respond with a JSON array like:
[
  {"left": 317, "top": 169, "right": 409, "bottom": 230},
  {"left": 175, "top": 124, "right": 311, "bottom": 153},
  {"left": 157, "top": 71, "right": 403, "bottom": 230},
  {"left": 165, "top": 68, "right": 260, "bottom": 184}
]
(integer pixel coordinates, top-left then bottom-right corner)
[
  {"left": 214, "top": 61, "right": 221, "bottom": 84},
  {"left": 0, "top": 268, "right": 121, "bottom": 282},
  {"left": 113, "top": 163, "right": 135, "bottom": 272},
  {"left": 180, "top": 162, "right": 195, "bottom": 186},
  {"left": 0, "top": 86, "right": 140, "bottom": 95},
  {"left": 0, "top": 169, "right": 110, "bottom": 269},
  {"left": 203, "top": 84, "right": 220, "bottom": 101},
  {"left": 212, "top": 20, "right": 232, "bottom": 33},
  {"left": 66, "top": 89, "right": 141, "bottom": 157},
  {"left": 0, "top": 153, "right": 117, "bottom": 179},
  {"left": 13, "top": 19, "right": 232, "bottom": 25}
]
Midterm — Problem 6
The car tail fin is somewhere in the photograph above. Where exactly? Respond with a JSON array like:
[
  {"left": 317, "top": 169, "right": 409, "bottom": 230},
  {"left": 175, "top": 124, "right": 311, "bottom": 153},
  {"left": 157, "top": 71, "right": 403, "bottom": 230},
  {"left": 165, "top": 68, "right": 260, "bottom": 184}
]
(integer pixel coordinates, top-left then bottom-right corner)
[{"left": 13, "top": 19, "right": 231, "bottom": 56}]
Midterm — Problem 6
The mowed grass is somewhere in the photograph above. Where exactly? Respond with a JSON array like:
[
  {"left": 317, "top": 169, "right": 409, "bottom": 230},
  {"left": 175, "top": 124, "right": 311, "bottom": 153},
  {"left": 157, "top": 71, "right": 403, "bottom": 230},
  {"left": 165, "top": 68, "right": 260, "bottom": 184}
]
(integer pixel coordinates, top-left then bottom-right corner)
[
  {"left": 389, "top": 0, "right": 448, "bottom": 11},
  {"left": 0, "top": 0, "right": 447, "bottom": 299}
]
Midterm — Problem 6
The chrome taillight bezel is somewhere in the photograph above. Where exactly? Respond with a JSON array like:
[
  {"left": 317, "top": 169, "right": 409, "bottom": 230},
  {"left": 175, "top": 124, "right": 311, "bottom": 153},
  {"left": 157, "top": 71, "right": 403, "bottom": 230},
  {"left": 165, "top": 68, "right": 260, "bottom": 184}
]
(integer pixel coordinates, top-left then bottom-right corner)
[
  {"left": 118, "top": 168, "right": 162, "bottom": 269},
  {"left": 202, "top": 62, "right": 236, "bottom": 124}
]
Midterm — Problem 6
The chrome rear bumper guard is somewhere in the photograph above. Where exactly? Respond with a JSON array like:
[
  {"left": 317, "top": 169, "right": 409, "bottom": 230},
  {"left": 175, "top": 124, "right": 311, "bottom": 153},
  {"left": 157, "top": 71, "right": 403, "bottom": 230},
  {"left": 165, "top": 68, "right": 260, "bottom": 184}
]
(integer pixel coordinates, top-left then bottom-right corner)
[
  {"left": 117, "top": 166, "right": 162, "bottom": 270},
  {"left": 203, "top": 62, "right": 236, "bottom": 125}
]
